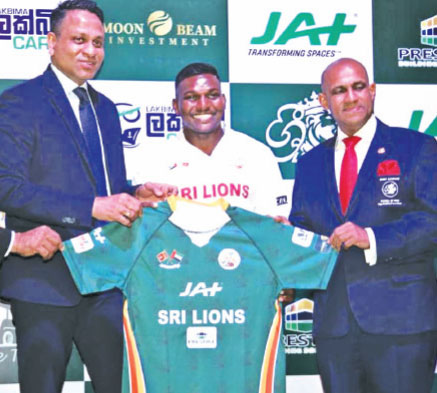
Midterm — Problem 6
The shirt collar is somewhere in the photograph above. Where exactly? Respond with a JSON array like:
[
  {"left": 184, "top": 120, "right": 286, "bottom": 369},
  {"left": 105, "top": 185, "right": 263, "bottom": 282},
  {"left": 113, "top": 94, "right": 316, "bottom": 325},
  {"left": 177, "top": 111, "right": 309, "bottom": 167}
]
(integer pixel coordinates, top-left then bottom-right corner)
[
  {"left": 51, "top": 63, "right": 89, "bottom": 95},
  {"left": 335, "top": 115, "right": 377, "bottom": 150}
]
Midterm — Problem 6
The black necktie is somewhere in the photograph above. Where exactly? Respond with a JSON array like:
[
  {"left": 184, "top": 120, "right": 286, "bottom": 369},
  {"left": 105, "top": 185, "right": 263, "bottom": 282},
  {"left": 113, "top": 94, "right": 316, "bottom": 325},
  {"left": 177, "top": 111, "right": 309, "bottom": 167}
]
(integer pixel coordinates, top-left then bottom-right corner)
[{"left": 73, "top": 87, "right": 107, "bottom": 196}]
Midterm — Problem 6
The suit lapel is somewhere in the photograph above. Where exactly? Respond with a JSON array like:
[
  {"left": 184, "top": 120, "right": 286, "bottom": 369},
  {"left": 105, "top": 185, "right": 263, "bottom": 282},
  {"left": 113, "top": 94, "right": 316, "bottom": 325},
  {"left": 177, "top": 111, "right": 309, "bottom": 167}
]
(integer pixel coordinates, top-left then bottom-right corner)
[
  {"left": 346, "top": 119, "right": 388, "bottom": 215},
  {"left": 323, "top": 138, "right": 344, "bottom": 221},
  {"left": 89, "top": 84, "right": 114, "bottom": 192},
  {"left": 42, "top": 67, "right": 96, "bottom": 187}
]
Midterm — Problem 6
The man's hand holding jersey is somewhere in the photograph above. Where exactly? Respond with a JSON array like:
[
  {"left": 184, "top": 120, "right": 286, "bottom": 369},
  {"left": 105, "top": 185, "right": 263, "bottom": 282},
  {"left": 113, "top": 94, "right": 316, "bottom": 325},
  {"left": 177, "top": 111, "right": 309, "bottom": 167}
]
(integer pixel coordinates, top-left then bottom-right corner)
[
  {"left": 92, "top": 182, "right": 178, "bottom": 227},
  {"left": 135, "top": 182, "right": 178, "bottom": 203}
]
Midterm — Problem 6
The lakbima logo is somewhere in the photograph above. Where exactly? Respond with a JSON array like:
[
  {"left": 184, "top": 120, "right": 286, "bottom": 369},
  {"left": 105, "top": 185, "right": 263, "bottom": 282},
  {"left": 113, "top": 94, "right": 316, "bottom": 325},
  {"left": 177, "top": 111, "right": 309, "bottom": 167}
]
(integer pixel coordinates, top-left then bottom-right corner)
[{"left": 0, "top": 8, "right": 51, "bottom": 50}]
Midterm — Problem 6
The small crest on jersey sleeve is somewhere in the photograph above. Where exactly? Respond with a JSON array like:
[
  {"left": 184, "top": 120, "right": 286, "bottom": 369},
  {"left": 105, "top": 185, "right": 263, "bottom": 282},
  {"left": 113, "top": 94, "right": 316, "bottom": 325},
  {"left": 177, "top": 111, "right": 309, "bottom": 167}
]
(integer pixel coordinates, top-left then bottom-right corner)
[
  {"left": 291, "top": 227, "right": 314, "bottom": 248},
  {"left": 156, "top": 250, "right": 169, "bottom": 262},
  {"left": 157, "top": 249, "right": 183, "bottom": 269},
  {"left": 71, "top": 233, "right": 94, "bottom": 254},
  {"left": 170, "top": 249, "right": 184, "bottom": 262},
  {"left": 218, "top": 248, "right": 241, "bottom": 270}
]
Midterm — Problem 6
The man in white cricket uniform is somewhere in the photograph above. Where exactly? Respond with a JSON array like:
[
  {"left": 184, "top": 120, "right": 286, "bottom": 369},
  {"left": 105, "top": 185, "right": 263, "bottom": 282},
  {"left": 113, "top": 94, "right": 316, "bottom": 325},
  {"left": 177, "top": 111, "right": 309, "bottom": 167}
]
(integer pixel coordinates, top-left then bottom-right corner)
[{"left": 130, "top": 62, "right": 290, "bottom": 217}]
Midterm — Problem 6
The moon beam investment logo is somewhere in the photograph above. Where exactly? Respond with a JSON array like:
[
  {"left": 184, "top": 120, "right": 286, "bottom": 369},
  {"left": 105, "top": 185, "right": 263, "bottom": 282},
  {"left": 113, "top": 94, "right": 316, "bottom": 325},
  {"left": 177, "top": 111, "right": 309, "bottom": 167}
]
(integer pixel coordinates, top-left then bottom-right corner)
[{"left": 147, "top": 10, "right": 173, "bottom": 36}]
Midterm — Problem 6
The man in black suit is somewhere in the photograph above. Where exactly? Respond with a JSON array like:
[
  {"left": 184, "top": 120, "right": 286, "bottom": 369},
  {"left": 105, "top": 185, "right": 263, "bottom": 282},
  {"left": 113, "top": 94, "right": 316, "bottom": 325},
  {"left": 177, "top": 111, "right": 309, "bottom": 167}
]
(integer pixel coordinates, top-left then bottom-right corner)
[
  {"left": 0, "top": 1, "right": 176, "bottom": 392},
  {"left": 289, "top": 58, "right": 437, "bottom": 393}
]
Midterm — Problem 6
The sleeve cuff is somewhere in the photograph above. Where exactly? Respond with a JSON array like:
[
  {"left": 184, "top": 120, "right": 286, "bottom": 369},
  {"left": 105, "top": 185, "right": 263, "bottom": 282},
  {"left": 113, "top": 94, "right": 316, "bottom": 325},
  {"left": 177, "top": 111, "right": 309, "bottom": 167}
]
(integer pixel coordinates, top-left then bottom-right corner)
[
  {"left": 364, "top": 227, "right": 377, "bottom": 266},
  {"left": 5, "top": 230, "right": 15, "bottom": 257}
]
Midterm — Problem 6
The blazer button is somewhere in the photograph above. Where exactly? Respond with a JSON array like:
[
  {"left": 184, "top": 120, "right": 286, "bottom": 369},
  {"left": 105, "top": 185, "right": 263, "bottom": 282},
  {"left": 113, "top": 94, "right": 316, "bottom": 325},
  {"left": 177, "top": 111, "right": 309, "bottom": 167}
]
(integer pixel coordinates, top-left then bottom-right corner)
[{"left": 62, "top": 217, "right": 76, "bottom": 224}]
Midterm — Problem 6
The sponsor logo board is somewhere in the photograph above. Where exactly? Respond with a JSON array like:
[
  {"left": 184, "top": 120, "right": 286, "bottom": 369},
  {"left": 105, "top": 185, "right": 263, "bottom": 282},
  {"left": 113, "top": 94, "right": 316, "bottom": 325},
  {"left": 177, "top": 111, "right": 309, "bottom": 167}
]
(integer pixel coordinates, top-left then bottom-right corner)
[{"left": 228, "top": 0, "right": 372, "bottom": 83}]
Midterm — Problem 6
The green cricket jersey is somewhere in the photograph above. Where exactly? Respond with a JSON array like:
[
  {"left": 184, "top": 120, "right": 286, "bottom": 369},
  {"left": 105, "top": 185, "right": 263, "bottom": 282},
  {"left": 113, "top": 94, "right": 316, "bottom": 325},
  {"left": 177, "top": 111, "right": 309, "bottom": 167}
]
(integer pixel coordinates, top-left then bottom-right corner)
[{"left": 62, "top": 197, "right": 337, "bottom": 393}]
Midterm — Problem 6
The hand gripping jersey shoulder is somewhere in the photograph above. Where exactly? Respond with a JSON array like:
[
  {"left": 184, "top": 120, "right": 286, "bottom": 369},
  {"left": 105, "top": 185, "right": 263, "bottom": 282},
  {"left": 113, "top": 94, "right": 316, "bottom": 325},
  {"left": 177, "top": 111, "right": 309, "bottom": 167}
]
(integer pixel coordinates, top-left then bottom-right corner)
[{"left": 62, "top": 197, "right": 337, "bottom": 393}]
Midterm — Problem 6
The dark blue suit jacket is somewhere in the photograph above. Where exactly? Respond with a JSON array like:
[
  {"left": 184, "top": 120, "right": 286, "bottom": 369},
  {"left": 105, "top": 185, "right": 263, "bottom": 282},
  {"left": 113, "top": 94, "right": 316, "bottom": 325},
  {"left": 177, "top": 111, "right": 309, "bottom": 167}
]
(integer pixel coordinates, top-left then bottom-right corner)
[
  {"left": 290, "top": 119, "right": 437, "bottom": 337},
  {"left": 0, "top": 229, "right": 12, "bottom": 259},
  {"left": 0, "top": 67, "right": 134, "bottom": 306}
]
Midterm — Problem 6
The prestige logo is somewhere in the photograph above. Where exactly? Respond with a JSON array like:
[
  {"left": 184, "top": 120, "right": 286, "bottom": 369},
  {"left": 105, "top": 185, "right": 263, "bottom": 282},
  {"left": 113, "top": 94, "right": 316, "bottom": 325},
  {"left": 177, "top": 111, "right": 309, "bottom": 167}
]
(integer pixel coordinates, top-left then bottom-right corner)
[
  {"left": 265, "top": 91, "right": 336, "bottom": 165},
  {"left": 105, "top": 10, "right": 217, "bottom": 48},
  {"left": 283, "top": 298, "right": 316, "bottom": 355},
  {"left": 0, "top": 8, "right": 51, "bottom": 50},
  {"left": 248, "top": 12, "right": 355, "bottom": 58},
  {"left": 397, "top": 14, "right": 437, "bottom": 68},
  {"left": 420, "top": 14, "right": 437, "bottom": 47}
]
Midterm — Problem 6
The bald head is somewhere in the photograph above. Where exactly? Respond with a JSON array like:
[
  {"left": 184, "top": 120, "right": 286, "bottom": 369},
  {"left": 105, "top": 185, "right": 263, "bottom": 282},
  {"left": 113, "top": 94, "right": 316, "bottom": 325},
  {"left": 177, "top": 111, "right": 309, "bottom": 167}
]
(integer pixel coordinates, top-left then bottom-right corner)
[
  {"left": 318, "top": 58, "right": 376, "bottom": 136},
  {"left": 321, "top": 58, "right": 370, "bottom": 93}
]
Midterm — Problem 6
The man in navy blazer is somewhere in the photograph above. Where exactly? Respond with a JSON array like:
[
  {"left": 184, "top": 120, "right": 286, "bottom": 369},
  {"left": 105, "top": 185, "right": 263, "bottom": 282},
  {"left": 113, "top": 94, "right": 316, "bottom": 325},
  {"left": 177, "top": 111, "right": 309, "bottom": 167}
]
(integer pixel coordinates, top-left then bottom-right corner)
[
  {"left": 289, "top": 58, "right": 437, "bottom": 393},
  {"left": 0, "top": 1, "right": 175, "bottom": 393}
]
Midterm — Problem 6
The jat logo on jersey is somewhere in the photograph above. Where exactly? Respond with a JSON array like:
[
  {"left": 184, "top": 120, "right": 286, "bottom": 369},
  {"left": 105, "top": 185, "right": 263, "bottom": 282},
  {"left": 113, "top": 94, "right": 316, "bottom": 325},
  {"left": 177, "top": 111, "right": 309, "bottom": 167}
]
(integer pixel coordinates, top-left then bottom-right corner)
[
  {"left": 179, "top": 282, "right": 223, "bottom": 297},
  {"left": 93, "top": 228, "right": 106, "bottom": 244},
  {"left": 283, "top": 298, "right": 316, "bottom": 354}
]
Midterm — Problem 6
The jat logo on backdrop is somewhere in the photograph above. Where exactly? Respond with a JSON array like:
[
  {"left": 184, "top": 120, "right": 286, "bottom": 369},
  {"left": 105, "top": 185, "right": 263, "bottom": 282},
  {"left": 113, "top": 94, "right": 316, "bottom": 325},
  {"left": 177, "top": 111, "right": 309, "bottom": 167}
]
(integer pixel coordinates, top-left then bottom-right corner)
[
  {"left": 249, "top": 12, "right": 356, "bottom": 58},
  {"left": 283, "top": 298, "right": 316, "bottom": 355},
  {"left": 0, "top": 8, "right": 51, "bottom": 50},
  {"left": 398, "top": 14, "right": 437, "bottom": 68},
  {"left": 117, "top": 103, "right": 181, "bottom": 148},
  {"left": 105, "top": 10, "right": 217, "bottom": 47}
]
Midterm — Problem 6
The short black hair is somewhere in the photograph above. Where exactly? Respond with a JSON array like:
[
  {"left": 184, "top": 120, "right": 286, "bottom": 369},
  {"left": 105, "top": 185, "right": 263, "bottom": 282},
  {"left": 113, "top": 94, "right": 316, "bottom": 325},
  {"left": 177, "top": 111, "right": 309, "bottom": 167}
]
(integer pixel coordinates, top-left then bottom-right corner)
[
  {"left": 175, "top": 63, "right": 221, "bottom": 90},
  {"left": 50, "top": 0, "right": 104, "bottom": 34}
]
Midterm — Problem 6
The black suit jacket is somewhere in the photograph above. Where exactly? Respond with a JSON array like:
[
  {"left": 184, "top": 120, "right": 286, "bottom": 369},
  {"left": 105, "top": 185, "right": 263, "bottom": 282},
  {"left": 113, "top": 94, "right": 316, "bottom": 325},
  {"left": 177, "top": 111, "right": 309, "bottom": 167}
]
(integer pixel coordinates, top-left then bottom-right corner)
[
  {"left": 290, "top": 119, "right": 437, "bottom": 337},
  {"left": 0, "top": 228, "right": 12, "bottom": 259},
  {"left": 0, "top": 66, "right": 134, "bottom": 305}
]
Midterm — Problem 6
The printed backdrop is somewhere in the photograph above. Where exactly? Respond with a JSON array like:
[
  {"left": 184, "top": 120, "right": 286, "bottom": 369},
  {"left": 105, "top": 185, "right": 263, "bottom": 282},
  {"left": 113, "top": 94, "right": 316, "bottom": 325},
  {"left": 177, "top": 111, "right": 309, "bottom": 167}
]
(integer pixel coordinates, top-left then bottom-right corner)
[{"left": 0, "top": 0, "right": 436, "bottom": 392}]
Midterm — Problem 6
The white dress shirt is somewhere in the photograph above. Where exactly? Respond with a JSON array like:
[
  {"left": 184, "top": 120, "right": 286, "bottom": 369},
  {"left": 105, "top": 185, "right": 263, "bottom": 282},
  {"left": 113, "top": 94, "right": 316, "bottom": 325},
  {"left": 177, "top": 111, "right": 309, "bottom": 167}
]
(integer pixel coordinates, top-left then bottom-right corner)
[{"left": 51, "top": 64, "right": 112, "bottom": 196}]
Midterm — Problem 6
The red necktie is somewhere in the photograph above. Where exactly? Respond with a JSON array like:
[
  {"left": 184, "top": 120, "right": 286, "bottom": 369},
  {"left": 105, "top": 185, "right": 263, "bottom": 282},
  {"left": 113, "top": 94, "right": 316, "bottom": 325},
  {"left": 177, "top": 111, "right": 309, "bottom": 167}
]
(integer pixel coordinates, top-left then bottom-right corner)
[{"left": 339, "top": 136, "right": 361, "bottom": 215}]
